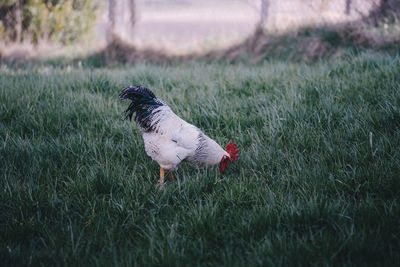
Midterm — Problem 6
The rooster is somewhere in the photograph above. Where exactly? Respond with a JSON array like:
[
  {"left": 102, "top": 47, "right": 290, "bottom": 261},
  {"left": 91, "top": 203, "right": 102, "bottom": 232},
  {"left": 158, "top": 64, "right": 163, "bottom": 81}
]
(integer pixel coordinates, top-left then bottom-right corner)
[{"left": 119, "top": 85, "right": 239, "bottom": 186}]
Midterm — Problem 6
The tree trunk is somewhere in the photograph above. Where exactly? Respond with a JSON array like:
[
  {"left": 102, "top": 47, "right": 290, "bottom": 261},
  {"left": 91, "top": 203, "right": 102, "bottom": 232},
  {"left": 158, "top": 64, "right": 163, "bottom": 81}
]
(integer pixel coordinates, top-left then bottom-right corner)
[
  {"left": 129, "top": 0, "right": 135, "bottom": 29},
  {"left": 15, "top": 0, "right": 22, "bottom": 43},
  {"left": 345, "top": 0, "right": 352, "bottom": 15},
  {"left": 108, "top": 0, "right": 116, "bottom": 35},
  {"left": 108, "top": 0, "right": 135, "bottom": 41},
  {"left": 259, "top": 0, "right": 269, "bottom": 28},
  {"left": 106, "top": 0, "right": 136, "bottom": 61},
  {"left": 106, "top": 0, "right": 116, "bottom": 61}
]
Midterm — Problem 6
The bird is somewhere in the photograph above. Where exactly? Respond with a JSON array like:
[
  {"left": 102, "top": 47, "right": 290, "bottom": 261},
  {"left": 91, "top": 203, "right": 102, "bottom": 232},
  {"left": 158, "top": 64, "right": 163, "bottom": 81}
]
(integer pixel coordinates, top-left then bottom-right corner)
[{"left": 119, "top": 85, "right": 240, "bottom": 187}]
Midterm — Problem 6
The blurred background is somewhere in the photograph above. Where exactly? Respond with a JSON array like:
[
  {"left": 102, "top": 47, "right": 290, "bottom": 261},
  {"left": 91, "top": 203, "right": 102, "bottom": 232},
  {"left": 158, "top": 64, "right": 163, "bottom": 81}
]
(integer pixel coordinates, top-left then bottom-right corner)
[{"left": 0, "top": 0, "right": 399, "bottom": 63}]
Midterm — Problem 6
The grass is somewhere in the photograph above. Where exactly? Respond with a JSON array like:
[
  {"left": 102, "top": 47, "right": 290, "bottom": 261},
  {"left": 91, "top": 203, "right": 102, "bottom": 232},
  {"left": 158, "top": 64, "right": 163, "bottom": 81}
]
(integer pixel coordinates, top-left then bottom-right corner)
[{"left": 0, "top": 53, "right": 400, "bottom": 266}]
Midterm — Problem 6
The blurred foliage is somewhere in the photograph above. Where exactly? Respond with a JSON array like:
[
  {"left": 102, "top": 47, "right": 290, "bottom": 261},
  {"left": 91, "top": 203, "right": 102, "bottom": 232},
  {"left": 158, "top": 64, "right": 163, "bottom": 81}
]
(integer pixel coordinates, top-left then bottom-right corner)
[{"left": 0, "top": 0, "right": 98, "bottom": 44}]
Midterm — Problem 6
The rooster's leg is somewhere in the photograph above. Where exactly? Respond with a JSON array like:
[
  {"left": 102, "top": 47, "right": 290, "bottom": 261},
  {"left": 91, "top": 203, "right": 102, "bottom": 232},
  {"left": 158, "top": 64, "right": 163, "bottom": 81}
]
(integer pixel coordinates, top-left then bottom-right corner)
[
  {"left": 168, "top": 171, "right": 173, "bottom": 181},
  {"left": 158, "top": 168, "right": 165, "bottom": 187}
]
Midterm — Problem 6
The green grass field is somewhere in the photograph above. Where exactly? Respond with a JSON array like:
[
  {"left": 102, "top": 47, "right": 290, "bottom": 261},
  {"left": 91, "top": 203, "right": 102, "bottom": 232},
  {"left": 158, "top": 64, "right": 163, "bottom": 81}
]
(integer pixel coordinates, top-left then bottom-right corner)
[{"left": 1, "top": 53, "right": 400, "bottom": 266}]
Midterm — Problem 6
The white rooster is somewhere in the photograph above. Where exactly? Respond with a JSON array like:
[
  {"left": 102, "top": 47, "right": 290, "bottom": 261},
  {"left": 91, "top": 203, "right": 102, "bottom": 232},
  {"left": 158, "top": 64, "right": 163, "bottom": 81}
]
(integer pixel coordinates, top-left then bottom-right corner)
[{"left": 119, "top": 86, "right": 239, "bottom": 186}]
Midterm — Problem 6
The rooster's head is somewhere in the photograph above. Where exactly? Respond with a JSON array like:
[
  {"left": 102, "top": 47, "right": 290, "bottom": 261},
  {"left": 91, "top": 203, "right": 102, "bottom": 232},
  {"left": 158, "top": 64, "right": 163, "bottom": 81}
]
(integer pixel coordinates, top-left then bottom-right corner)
[{"left": 219, "top": 142, "right": 240, "bottom": 173}]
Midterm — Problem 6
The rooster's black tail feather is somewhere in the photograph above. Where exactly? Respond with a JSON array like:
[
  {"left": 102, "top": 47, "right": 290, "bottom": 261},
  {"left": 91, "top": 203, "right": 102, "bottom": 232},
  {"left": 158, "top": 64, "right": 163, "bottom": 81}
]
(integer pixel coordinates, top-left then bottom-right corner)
[
  {"left": 119, "top": 86, "right": 165, "bottom": 132},
  {"left": 119, "top": 85, "right": 156, "bottom": 101}
]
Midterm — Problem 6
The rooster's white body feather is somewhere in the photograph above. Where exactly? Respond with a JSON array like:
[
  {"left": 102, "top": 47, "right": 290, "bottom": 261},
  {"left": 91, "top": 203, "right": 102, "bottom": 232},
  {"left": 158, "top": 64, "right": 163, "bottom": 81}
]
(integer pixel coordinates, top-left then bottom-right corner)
[{"left": 143, "top": 105, "right": 229, "bottom": 170}]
